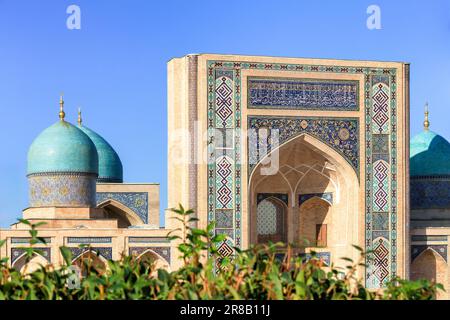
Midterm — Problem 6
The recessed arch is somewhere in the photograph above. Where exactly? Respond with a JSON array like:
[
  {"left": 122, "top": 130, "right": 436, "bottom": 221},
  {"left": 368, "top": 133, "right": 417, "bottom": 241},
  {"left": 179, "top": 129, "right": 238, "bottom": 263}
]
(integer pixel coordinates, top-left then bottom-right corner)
[
  {"left": 12, "top": 252, "right": 49, "bottom": 274},
  {"left": 97, "top": 199, "right": 144, "bottom": 227},
  {"left": 135, "top": 249, "right": 171, "bottom": 273},
  {"left": 411, "top": 248, "right": 448, "bottom": 299},
  {"left": 72, "top": 250, "right": 108, "bottom": 276},
  {"left": 249, "top": 132, "right": 360, "bottom": 267},
  {"left": 298, "top": 197, "right": 331, "bottom": 247},
  {"left": 249, "top": 132, "right": 358, "bottom": 187}
]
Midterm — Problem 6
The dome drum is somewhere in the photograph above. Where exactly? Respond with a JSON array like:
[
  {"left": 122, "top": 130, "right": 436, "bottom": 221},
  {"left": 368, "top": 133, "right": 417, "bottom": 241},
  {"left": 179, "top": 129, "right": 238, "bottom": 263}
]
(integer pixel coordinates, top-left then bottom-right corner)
[
  {"left": 410, "top": 177, "right": 450, "bottom": 210},
  {"left": 28, "top": 173, "right": 97, "bottom": 208}
]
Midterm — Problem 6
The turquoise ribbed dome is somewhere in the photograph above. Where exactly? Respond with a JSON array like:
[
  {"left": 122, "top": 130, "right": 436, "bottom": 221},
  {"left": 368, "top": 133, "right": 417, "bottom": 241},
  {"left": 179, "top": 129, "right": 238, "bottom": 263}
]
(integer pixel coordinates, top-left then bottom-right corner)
[
  {"left": 410, "top": 130, "right": 450, "bottom": 176},
  {"left": 78, "top": 125, "right": 123, "bottom": 183},
  {"left": 27, "top": 121, "right": 99, "bottom": 176}
]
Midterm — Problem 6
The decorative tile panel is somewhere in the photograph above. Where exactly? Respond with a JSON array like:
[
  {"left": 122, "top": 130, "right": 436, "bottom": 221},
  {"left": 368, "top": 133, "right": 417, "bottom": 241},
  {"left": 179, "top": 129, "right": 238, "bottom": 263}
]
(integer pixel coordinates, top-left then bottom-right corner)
[
  {"left": 215, "top": 70, "right": 234, "bottom": 128},
  {"left": 248, "top": 77, "right": 358, "bottom": 110},
  {"left": 128, "top": 237, "right": 170, "bottom": 243},
  {"left": 67, "top": 237, "right": 112, "bottom": 244},
  {"left": 11, "top": 237, "right": 51, "bottom": 244},
  {"left": 248, "top": 117, "right": 359, "bottom": 176},
  {"left": 257, "top": 193, "right": 288, "bottom": 206},
  {"left": 11, "top": 247, "right": 51, "bottom": 264},
  {"left": 366, "top": 74, "right": 396, "bottom": 289},
  {"left": 410, "top": 178, "right": 450, "bottom": 209},
  {"left": 215, "top": 156, "right": 234, "bottom": 209},
  {"left": 29, "top": 173, "right": 97, "bottom": 207},
  {"left": 96, "top": 192, "right": 148, "bottom": 224},
  {"left": 215, "top": 209, "right": 234, "bottom": 228},
  {"left": 69, "top": 247, "right": 112, "bottom": 261}
]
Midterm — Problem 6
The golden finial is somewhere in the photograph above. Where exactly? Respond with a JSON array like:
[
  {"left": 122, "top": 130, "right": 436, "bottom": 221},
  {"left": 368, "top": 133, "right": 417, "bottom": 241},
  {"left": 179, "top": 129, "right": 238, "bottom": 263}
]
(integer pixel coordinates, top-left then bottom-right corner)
[
  {"left": 424, "top": 102, "right": 430, "bottom": 130},
  {"left": 59, "top": 93, "right": 65, "bottom": 121},
  {"left": 77, "top": 107, "right": 82, "bottom": 126}
]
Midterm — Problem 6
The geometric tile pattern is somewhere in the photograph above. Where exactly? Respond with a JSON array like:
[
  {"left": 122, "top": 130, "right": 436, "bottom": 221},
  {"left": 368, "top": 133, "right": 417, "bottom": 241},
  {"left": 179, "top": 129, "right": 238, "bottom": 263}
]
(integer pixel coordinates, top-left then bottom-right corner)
[
  {"left": 11, "top": 247, "right": 51, "bottom": 264},
  {"left": 373, "top": 160, "right": 390, "bottom": 212},
  {"left": 207, "top": 60, "right": 398, "bottom": 289},
  {"left": 256, "top": 199, "right": 279, "bottom": 235},
  {"left": 248, "top": 116, "right": 359, "bottom": 175},
  {"left": 372, "top": 81, "right": 390, "bottom": 134},
  {"left": 248, "top": 78, "right": 359, "bottom": 110},
  {"left": 69, "top": 247, "right": 112, "bottom": 261},
  {"left": 299, "top": 193, "right": 333, "bottom": 206},
  {"left": 366, "top": 74, "right": 395, "bottom": 289},
  {"left": 96, "top": 192, "right": 148, "bottom": 224},
  {"left": 128, "top": 237, "right": 171, "bottom": 243},
  {"left": 215, "top": 156, "right": 234, "bottom": 209},
  {"left": 410, "top": 178, "right": 450, "bottom": 209},
  {"left": 215, "top": 210, "right": 234, "bottom": 228},
  {"left": 368, "top": 237, "right": 390, "bottom": 286},
  {"left": 215, "top": 70, "right": 234, "bottom": 128},
  {"left": 28, "top": 173, "right": 97, "bottom": 208},
  {"left": 372, "top": 212, "right": 389, "bottom": 231}
]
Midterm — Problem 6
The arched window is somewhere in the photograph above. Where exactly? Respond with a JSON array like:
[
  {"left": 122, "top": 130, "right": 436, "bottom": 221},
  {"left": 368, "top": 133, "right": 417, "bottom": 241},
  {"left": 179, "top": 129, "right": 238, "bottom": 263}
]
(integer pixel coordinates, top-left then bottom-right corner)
[{"left": 256, "top": 198, "right": 287, "bottom": 243}]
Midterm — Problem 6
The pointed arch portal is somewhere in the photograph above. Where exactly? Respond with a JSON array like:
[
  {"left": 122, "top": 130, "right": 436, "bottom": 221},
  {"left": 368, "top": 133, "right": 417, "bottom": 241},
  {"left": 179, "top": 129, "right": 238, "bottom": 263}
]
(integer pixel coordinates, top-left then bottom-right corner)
[{"left": 249, "top": 132, "right": 360, "bottom": 269}]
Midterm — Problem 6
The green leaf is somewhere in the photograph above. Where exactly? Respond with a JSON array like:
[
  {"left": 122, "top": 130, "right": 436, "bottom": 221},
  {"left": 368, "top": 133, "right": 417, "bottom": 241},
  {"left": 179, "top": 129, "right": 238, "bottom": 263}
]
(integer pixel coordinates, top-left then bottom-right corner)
[{"left": 60, "top": 246, "right": 73, "bottom": 266}]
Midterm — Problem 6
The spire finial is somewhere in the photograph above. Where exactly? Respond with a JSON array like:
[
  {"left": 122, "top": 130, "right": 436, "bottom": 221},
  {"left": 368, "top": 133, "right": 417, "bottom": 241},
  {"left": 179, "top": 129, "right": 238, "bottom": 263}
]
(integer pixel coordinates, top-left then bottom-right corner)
[
  {"left": 59, "top": 93, "right": 65, "bottom": 121},
  {"left": 77, "top": 107, "right": 82, "bottom": 126},
  {"left": 424, "top": 102, "right": 430, "bottom": 130}
]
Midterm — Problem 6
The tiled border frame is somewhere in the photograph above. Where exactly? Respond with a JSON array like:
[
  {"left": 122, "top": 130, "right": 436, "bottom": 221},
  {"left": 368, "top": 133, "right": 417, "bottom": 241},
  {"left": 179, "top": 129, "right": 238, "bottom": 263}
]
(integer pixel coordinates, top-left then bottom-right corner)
[{"left": 206, "top": 58, "right": 402, "bottom": 288}]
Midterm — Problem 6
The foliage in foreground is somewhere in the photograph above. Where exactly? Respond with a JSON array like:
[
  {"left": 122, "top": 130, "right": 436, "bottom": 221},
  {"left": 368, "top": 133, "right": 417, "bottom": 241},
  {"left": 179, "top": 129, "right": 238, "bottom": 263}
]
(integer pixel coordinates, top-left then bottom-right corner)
[{"left": 0, "top": 205, "right": 443, "bottom": 300}]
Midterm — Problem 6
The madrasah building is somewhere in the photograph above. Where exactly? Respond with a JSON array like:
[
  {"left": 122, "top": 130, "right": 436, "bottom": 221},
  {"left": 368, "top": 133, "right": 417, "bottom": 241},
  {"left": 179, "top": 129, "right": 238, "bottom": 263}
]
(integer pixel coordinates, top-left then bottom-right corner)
[{"left": 1, "top": 54, "right": 450, "bottom": 297}]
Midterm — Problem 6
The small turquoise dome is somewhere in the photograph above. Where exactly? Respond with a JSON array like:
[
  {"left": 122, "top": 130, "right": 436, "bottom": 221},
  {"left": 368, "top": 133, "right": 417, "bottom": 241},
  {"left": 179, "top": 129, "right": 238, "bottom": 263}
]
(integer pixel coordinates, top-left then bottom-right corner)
[
  {"left": 27, "top": 121, "right": 99, "bottom": 176},
  {"left": 78, "top": 125, "right": 123, "bottom": 183},
  {"left": 410, "top": 130, "right": 450, "bottom": 176}
]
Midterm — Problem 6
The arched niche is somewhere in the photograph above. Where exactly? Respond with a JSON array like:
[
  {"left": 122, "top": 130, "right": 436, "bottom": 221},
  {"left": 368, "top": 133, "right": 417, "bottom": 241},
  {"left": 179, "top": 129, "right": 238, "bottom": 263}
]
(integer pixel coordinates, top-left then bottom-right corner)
[
  {"left": 12, "top": 253, "right": 49, "bottom": 274},
  {"left": 72, "top": 250, "right": 108, "bottom": 276},
  {"left": 298, "top": 197, "right": 331, "bottom": 247},
  {"left": 135, "top": 249, "right": 171, "bottom": 275},
  {"left": 97, "top": 199, "right": 144, "bottom": 228},
  {"left": 411, "top": 248, "right": 448, "bottom": 299},
  {"left": 249, "top": 133, "right": 359, "bottom": 267}
]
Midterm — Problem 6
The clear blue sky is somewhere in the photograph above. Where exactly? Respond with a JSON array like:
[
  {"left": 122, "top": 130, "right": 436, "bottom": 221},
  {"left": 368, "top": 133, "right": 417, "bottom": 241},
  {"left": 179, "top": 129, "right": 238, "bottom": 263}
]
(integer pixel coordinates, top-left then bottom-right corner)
[{"left": 1, "top": 0, "right": 450, "bottom": 227}]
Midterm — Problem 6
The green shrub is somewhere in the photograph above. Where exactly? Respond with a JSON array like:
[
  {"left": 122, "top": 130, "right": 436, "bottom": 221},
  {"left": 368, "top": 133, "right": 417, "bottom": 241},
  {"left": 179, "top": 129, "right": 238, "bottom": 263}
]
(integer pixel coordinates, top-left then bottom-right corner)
[{"left": 0, "top": 205, "right": 443, "bottom": 300}]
